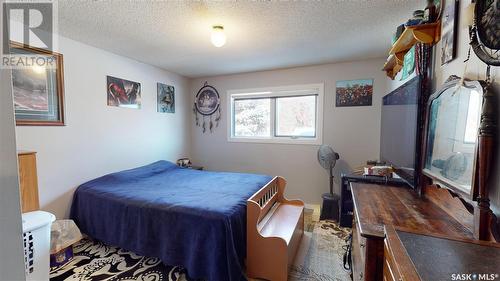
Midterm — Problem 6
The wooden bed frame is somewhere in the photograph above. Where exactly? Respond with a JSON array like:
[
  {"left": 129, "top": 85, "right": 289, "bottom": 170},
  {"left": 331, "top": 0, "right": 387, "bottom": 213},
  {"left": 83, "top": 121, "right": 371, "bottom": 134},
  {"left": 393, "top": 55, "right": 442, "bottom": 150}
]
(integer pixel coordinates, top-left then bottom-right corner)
[{"left": 246, "top": 176, "right": 304, "bottom": 281}]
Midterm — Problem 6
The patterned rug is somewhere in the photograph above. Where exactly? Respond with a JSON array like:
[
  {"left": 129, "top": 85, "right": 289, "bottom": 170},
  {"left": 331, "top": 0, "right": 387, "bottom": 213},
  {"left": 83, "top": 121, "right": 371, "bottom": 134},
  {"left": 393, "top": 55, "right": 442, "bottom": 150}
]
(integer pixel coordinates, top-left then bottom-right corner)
[
  {"left": 288, "top": 221, "right": 351, "bottom": 281},
  {"left": 50, "top": 221, "right": 350, "bottom": 281},
  {"left": 49, "top": 240, "right": 188, "bottom": 281}
]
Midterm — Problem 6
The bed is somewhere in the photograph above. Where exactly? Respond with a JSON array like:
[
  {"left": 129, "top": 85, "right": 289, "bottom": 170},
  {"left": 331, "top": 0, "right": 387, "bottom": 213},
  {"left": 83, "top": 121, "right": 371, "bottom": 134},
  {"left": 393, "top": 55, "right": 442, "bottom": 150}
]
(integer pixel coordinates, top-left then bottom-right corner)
[{"left": 70, "top": 161, "right": 273, "bottom": 281}]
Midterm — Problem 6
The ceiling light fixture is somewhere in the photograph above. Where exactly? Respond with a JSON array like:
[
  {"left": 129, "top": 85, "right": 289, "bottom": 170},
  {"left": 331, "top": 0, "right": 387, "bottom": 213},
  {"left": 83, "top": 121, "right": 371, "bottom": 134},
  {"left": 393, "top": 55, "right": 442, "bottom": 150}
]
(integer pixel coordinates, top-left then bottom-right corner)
[{"left": 211, "top": 25, "right": 226, "bottom": 48}]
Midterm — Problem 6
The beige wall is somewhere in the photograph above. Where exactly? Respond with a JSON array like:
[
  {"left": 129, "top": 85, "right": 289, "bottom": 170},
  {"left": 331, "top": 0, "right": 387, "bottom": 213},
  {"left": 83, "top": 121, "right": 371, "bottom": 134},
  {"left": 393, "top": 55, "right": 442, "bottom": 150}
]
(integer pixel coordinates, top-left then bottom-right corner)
[
  {"left": 15, "top": 36, "right": 192, "bottom": 219},
  {"left": 190, "top": 59, "right": 389, "bottom": 205}
]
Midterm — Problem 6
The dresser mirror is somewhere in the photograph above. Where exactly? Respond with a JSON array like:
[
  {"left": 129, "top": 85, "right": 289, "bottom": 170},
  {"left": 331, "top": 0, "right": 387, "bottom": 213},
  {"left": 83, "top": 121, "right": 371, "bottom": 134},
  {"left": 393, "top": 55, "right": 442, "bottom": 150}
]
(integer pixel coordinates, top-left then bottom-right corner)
[{"left": 423, "top": 77, "right": 484, "bottom": 197}]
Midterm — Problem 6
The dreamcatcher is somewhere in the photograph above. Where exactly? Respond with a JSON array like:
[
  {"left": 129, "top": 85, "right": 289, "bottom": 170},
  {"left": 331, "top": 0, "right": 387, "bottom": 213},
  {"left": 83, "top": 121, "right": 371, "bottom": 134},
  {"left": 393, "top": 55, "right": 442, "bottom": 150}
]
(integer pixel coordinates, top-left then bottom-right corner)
[{"left": 193, "top": 82, "right": 221, "bottom": 133}]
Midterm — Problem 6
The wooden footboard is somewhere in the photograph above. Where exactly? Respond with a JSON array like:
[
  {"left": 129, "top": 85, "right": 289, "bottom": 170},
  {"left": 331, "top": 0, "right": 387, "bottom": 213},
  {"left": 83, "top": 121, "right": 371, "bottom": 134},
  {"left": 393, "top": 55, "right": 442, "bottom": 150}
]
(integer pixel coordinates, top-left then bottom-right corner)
[{"left": 247, "top": 176, "right": 304, "bottom": 281}]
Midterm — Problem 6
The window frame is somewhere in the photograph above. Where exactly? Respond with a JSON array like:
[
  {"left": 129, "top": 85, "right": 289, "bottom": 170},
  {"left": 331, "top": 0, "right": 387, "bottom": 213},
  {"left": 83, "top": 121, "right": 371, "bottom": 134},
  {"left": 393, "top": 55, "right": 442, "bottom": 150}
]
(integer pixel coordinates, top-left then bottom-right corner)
[
  {"left": 227, "top": 83, "right": 324, "bottom": 145},
  {"left": 452, "top": 89, "right": 481, "bottom": 154}
]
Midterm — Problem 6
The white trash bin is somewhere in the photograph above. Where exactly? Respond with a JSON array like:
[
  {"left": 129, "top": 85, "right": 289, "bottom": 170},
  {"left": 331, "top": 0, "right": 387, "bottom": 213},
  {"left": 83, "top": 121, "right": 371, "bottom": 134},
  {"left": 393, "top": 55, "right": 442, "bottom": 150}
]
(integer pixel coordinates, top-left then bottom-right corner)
[{"left": 22, "top": 211, "right": 56, "bottom": 281}]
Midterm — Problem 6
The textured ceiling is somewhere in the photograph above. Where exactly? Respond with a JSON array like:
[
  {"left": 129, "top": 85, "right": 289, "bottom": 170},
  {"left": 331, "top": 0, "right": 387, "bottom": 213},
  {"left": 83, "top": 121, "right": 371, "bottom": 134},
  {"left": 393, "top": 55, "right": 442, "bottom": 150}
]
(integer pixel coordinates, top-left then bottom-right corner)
[{"left": 57, "top": 1, "right": 423, "bottom": 78}]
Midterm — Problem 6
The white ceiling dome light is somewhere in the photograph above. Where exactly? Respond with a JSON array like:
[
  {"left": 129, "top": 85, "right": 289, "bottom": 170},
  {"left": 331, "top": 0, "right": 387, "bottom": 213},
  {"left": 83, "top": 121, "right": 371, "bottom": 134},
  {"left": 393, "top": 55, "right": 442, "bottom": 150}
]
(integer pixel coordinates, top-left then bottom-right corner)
[{"left": 211, "top": 25, "right": 226, "bottom": 48}]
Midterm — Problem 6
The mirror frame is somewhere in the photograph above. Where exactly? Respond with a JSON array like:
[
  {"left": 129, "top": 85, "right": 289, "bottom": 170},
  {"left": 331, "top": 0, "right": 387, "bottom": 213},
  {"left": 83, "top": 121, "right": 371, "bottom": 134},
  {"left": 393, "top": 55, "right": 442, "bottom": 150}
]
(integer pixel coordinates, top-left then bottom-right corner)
[{"left": 422, "top": 75, "right": 486, "bottom": 201}]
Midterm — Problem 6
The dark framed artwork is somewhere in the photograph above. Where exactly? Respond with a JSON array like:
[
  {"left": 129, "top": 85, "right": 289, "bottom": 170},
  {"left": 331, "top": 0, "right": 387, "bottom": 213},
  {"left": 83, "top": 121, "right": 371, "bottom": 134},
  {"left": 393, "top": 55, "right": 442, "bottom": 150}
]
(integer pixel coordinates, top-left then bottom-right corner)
[
  {"left": 336, "top": 79, "right": 373, "bottom": 107},
  {"left": 107, "top": 76, "right": 141, "bottom": 109},
  {"left": 157, "top": 83, "right": 175, "bottom": 113},
  {"left": 401, "top": 46, "right": 416, "bottom": 80},
  {"left": 434, "top": 0, "right": 443, "bottom": 20},
  {"left": 11, "top": 42, "right": 65, "bottom": 126},
  {"left": 441, "top": 0, "right": 459, "bottom": 65}
]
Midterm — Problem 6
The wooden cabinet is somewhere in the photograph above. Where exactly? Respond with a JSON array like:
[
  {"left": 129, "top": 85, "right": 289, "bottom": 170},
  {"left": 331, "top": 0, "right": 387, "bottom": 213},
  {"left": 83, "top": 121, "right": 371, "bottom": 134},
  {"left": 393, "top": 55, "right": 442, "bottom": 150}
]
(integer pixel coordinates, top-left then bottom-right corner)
[
  {"left": 351, "top": 214, "right": 384, "bottom": 281},
  {"left": 17, "top": 151, "right": 40, "bottom": 213},
  {"left": 350, "top": 182, "right": 474, "bottom": 281},
  {"left": 383, "top": 227, "right": 420, "bottom": 281},
  {"left": 352, "top": 216, "right": 374, "bottom": 281},
  {"left": 383, "top": 225, "right": 500, "bottom": 281}
]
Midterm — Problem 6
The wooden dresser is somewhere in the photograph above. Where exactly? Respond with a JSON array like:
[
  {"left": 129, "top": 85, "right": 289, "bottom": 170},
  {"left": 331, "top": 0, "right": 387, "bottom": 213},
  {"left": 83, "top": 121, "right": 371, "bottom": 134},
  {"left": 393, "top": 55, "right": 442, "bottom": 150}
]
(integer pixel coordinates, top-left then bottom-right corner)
[
  {"left": 17, "top": 151, "right": 40, "bottom": 213},
  {"left": 351, "top": 182, "right": 473, "bottom": 281},
  {"left": 384, "top": 225, "right": 500, "bottom": 281}
]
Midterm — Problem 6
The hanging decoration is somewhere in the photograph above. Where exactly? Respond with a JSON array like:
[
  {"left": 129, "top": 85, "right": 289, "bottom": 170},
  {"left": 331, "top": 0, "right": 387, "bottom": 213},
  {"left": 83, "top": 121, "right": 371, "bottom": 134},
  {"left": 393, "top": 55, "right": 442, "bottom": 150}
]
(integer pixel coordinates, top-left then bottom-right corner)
[
  {"left": 469, "top": 0, "right": 500, "bottom": 67},
  {"left": 466, "top": 0, "right": 500, "bottom": 96},
  {"left": 193, "top": 81, "right": 221, "bottom": 133}
]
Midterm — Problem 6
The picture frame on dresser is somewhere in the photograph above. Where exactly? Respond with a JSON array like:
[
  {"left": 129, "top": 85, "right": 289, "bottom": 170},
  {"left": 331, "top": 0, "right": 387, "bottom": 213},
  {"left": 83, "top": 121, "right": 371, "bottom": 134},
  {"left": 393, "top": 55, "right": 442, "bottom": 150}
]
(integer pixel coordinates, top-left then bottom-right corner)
[{"left": 10, "top": 42, "right": 65, "bottom": 126}]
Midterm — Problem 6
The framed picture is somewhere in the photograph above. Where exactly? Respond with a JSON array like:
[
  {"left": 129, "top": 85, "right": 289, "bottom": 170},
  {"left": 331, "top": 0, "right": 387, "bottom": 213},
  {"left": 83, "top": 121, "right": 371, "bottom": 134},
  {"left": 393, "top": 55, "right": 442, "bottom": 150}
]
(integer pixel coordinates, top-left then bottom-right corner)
[
  {"left": 157, "top": 83, "right": 175, "bottom": 113},
  {"left": 434, "top": 0, "right": 443, "bottom": 20},
  {"left": 107, "top": 76, "right": 141, "bottom": 109},
  {"left": 401, "top": 46, "right": 416, "bottom": 81},
  {"left": 11, "top": 42, "right": 65, "bottom": 126},
  {"left": 336, "top": 79, "right": 373, "bottom": 107},
  {"left": 441, "top": 0, "right": 459, "bottom": 65}
]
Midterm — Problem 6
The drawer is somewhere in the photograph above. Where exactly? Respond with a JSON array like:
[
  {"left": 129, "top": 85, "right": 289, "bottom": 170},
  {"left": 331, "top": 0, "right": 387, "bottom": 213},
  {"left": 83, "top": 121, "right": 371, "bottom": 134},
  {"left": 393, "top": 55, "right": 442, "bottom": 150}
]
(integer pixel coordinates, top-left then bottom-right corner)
[
  {"left": 352, "top": 207, "right": 384, "bottom": 281},
  {"left": 383, "top": 258, "right": 396, "bottom": 281},
  {"left": 353, "top": 214, "right": 367, "bottom": 262},
  {"left": 352, "top": 221, "right": 365, "bottom": 281},
  {"left": 383, "top": 240, "right": 401, "bottom": 281},
  {"left": 357, "top": 228, "right": 367, "bottom": 264}
]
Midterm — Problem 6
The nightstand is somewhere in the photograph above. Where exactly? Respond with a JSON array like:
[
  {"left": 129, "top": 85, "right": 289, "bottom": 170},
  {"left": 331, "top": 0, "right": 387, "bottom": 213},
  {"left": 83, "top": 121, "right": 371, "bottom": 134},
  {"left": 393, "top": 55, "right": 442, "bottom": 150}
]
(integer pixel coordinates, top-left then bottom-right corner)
[
  {"left": 184, "top": 165, "right": 204, "bottom": 171},
  {"left": 190, "top": 165, "right": 204, "bottom": 170}
]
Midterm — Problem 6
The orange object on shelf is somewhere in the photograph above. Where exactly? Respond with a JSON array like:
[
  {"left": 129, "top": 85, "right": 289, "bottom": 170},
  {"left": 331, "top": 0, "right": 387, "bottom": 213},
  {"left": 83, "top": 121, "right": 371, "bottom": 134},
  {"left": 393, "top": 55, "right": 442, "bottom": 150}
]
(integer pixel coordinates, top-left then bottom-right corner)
[{"left": 383, "top": 21, "right": 441, "bottom": 79}]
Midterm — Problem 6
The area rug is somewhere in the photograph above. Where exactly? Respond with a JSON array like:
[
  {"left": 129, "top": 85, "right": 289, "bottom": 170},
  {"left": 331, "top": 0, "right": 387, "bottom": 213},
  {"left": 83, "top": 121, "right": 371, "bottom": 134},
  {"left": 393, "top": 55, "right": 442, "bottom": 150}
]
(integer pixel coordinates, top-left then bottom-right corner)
[
  {"left": 50, "top": 220, "right": 350, "bottom": 281},
  {"left": 288, "top": 221, "right": 351, "bottom": 281},
  {"left": 49, "top": 239, "right": 188, "bottom": 281}
]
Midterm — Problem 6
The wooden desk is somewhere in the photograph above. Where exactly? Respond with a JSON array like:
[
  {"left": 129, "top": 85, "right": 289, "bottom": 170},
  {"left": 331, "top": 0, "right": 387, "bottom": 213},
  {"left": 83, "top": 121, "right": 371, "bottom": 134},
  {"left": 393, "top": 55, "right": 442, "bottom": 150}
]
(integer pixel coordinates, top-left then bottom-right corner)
[
  {"left": 351, "top": 182, "right": 473, "bottom": 281},
  {"left": 384, "top": 225, "right": 500, "bottom": 281}
]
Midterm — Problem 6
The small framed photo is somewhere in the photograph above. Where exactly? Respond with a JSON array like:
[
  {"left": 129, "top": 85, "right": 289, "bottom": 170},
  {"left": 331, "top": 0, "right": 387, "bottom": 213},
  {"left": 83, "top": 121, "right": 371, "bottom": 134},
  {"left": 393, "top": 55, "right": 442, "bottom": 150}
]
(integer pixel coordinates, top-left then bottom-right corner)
[
  {"left": 107, "top": 76, "right": 141, "bottom": 109},
  {"left": 11, "top": 42, "right": 65, "bottom": 126},
  {"left": 336, "top": 79, "right": 373, "bottom": 107},
  {"left": 157, "top": 83, "right": 175, "bottom": 113}
]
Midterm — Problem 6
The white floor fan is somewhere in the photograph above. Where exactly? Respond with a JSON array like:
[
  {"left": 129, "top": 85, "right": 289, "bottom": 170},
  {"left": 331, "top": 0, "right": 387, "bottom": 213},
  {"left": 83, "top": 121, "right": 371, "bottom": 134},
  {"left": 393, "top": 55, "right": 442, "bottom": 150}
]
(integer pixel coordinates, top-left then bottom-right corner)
[{"left": 317, "top": 145, "right": 340, "bottom": 220}]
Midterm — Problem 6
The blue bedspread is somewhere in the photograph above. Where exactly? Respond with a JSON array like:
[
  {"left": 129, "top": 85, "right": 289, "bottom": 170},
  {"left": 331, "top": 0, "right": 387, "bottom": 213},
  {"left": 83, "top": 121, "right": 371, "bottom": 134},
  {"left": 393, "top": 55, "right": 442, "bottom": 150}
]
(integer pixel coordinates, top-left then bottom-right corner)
[{"left": 70, "top": 161, "right": 272, "bottom": 281}]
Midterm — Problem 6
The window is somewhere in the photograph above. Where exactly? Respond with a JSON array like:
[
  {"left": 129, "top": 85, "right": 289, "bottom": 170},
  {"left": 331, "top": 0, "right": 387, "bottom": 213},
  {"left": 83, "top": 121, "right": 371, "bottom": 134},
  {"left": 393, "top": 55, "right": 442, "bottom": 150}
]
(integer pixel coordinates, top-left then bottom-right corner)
[
  {"left": 453, "top": 89, "right": 481, "bottom": 154},
  {"left": 463, "top": 90, "right": 481, "bottom": 144},
  {"left": 233, "top": 98, "right": 271, "bottom": 137},
  {"left": 228, "top": 84, "right": 323, "bottom": 144}
]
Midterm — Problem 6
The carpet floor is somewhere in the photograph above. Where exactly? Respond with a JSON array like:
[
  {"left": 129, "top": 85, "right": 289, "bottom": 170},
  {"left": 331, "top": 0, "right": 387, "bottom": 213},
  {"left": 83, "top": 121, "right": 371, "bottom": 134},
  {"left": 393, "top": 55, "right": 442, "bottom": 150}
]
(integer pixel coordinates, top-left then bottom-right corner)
[{"left": 50, "top": 221, "right": 350, "bottom": 281}]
